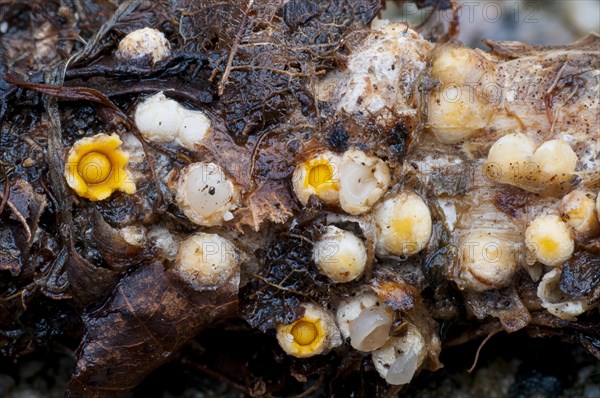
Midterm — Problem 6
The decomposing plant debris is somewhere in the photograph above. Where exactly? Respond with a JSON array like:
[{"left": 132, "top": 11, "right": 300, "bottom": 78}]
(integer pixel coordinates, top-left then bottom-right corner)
[{"left": 0, "top": 0, "right": 598, "bottom": 396}]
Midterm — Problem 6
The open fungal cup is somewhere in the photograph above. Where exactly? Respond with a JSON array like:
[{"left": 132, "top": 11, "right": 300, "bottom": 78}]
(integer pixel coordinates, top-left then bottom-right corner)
[
  {"left": 348, "top": 306, "right": 393, "bottom": 352},
  {"left": 117, "top": 27, "right": 171, "bottom": 64},
  {"left": 64, "top": 133, "right": 135, "bottom": 201},
  {"left": 134, "top": 92, "right": 212, "bottom": 150},
  {"left": 338, "top": 150, "right": 391, "bottom": 215},
  {"left": 371, "top": 324, "right": 427, "bottom": 385},
  {"left": 525, "top": 214, "right": 574, "bottom": 267},
  {"left": 292, "top": 151, "right": 341, "bottom": 206},
  {"left": 276, "top": 303, "right": 342, "bottom": 358},
  {"left": 313, "top": 226, "right": 367, "bottom": 283},
  {"left": 427, "top": 45, "right": 497, "bottom": 144},
  {"left": 176, "top": 162, "right": 239, "bottom": 226},
  {"left": 537, "top": 268, "right": 595, "bottom": 321},
  {"left": 336, "top": 288, "right": 393, "bottom": 352},
  {"left": 336, "top": 288, "right": 380, "bottom": 339},
  {"left": 293, "top": 149, "right": 390, "bottom": 215},
  {"left": 374, "top": 191, "right": 432, "bottom": 257},
  {"left": 173, "top": 233, "right": 240, "bottom": 290}
]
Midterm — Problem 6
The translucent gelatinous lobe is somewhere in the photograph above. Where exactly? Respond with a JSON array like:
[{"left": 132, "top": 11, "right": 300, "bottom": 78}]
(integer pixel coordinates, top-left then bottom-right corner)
[{"left": 349, "top": 306, "right": 392, "bottom": 352}]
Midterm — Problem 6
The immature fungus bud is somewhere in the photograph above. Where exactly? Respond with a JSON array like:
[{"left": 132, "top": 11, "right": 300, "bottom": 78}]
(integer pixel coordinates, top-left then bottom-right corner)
[
  {"left": 134, "top": 92, "right": 182, "bottom": 142},
  {"left": 427, "top": 45, "right": 497, "bottom": 143},
  {"left": 276, "top": 303, "right": 342, "bottom": 358},
  {"left": 560, "top": 190, "right": 600, "bottom": 237},
  {"left": 177, "top": 109, "right": 212, "bottom": 150},
  {"left": 173, "top": 233, "right": 240, "bottom": 289},
  {"left": 530, "top": 139, "right": 577, "bottom": 184},
  {"left": 526, "top": 214, "right": 574, "bottom": 267},
  {"left": 292, "top": 151, "right": 341, "bottom": 205},
  {"left": 117, "top": 27, "right": 171, "bottom": 64},
  {"left": 64, "top": 133, "right": 135, "bottom": 201},
  {"left": 485, "top": 134, "right": 578, "bottom": 193},
  {"left": 134, "top": 92, "right": 212, "bottom": 150},
  {"left": 484, "top": 133, "right": 537, "bottom": 185},
  {"left": 176, "top": 162, "right": 239, "bottom": 226},
  {"left": 374, "top": 191, "right": 432, "bottom": 257},
  {"left": 459, "top": 231, "right": 518, "bottom": 291},
  {"left": 313, "top": 226, "right": 367, "bottom": 283},
  {"left": 338, "top": 150, "right": 391, "bottom": 215},
  {"left": 372, "top": 324, "right": 427, "bottom": 385}
]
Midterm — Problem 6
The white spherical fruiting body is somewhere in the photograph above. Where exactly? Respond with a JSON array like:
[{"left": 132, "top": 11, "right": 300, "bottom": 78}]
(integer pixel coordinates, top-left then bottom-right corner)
[
  {"left": 176, "top": 162, "right": 239, "bottom": 226},
  {"left": 427, "top": 45, "right": 497, "bottom": 143},
  {"left": 371, "top": 324, "right": 427, "bottom": 385},
  {"left": 525, "top": 214, "right": 574, "bottom": 267},
  {"left": 117, "top": 27, "right": 171, "bottom": 64},
  {"left": 276, "top": 303, "right": 342, "bottom": 358},
  {"left": 173, "top": 233, "right": 240, "bottom": 290},
  {"left": 292, "top": 151, "right": 341, "bottom": 205},
  {"left": 485, "top": 134, "right": 578, "bottom": 193},
  {"left": 530, "top": 139, "right": 578, "bottom": 184},
  {"left": 459, "top": 231, "right": 518, "bottom": 291},
  {"left": 560, "top": 190, "right": 599, "bottom": 237},
  {"left": 313, "top": 226, "right": 367, "bottom": 283},
  {"left": 134, "top": 92, "right": 212, "bottom": 151},
  {"left": 374, "top": 191, "right": 432, "bottom": 257},
  {"left": 484, "top": 133, "right": 537, "bottom": 185},
  {"left": 338, "top": 149, "right": 391, "bottom": 215}
]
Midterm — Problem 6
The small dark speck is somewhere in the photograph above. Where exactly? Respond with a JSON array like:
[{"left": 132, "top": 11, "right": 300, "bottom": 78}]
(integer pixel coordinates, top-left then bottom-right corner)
[{"left": 208, "top": 187, "right": 216, "bottom": 195}]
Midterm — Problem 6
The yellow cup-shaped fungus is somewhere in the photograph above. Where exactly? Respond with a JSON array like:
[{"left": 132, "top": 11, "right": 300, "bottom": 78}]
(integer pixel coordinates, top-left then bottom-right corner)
[
  {"left": 64, "top": 133, "right": 135, "bottom": 201},
  {"left": 292, "top": 152, "right": 341, "bottom": 205},
  {"left": 276, "top": 303, "right": 341, "bottom": 358}
]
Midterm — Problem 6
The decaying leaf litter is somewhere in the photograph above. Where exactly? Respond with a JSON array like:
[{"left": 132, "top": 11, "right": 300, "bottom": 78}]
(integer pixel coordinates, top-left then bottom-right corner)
[{"left": 0, "top": 0, "right": 599, "bottom": 396}]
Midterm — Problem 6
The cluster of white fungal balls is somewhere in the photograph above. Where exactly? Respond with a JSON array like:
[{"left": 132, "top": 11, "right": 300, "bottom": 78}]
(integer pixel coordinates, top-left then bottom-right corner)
[
  {"left": 116, "top": 26, "right": 600, "bottom": 388},
  {"left": 276, "top": 289, "right": 427, "bottom": 385},
  {"left": 426, "top": 45, "right": 599, "bottom": 321}
]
